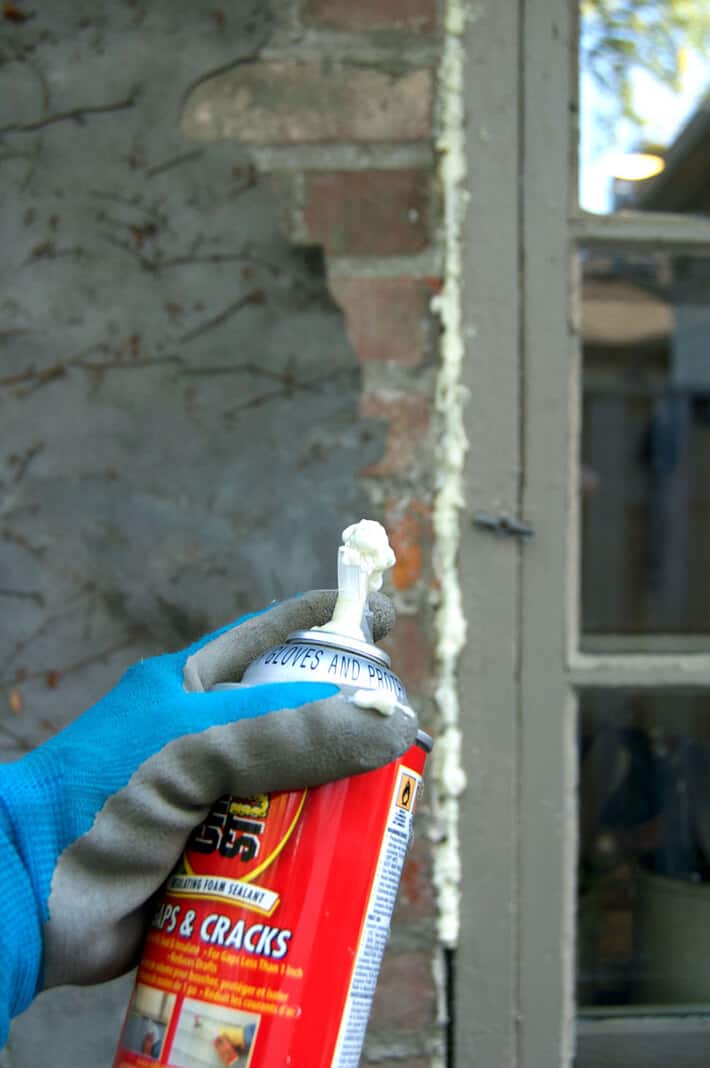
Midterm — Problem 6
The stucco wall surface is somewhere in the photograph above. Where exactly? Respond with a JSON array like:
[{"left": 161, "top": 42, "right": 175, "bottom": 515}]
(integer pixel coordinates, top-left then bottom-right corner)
[{"left": 0, "top": 4, "right": 380, "bottom": 1064}]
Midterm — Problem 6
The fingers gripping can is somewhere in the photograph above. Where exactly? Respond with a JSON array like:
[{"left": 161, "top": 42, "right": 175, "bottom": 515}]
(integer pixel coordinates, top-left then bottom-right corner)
[{"left": 114, "top": 526, "right": 431, "bottom": 1068}]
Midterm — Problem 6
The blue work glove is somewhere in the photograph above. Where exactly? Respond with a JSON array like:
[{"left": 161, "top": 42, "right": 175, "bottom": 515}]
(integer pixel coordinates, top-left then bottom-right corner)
[{"left": 0, "top": 590, "right": 416, "bottom": 1042}]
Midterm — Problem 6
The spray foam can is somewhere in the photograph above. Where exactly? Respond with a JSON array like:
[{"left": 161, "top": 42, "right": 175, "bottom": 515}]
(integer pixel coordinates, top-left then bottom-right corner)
[{"left": 113, "top": 519, "right": 431, "bottom": 1068}]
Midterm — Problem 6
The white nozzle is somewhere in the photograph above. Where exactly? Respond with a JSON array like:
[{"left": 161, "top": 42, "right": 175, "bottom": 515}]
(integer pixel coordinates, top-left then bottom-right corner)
[{"left": 316, "top": 520, "right": 396, "bottom": 642}]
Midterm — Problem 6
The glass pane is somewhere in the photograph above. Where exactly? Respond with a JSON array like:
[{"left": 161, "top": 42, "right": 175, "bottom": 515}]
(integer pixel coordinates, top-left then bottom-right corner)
[
  {"left": 581, "top": 248, "right": 710, "bottom": 649},
  {"left": 579, "top": 2, "right": 710, "bottom": 214},
  {"left": 578, "top": 691, "right": 710, "bottom": 1009}
]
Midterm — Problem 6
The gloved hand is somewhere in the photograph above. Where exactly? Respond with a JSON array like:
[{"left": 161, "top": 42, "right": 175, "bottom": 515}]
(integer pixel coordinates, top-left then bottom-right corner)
[{"left": 0, "top": 590, "right": 416, "bottom": 1042}]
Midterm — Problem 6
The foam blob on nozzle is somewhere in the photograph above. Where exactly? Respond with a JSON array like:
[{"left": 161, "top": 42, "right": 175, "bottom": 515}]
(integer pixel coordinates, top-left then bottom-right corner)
[{"left": 316, "top": 520, "right": 396, "bottom": 643}]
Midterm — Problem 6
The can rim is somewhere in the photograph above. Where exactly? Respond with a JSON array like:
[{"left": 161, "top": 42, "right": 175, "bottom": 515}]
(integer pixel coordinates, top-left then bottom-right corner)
[
  {"left": 416, "top": 729, "right": 433, "bottom": 753},
  {"left": 286, "top": 629, "right": 391, "bottom": 668},
  {"left": 209, "top": 693, "right": 432, "bottom": 750}
]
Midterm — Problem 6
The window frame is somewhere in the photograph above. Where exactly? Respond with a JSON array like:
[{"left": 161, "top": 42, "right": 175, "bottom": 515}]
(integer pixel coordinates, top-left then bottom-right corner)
[{"left": 456, "top": 1, "right": 710, "bottom": 1065}]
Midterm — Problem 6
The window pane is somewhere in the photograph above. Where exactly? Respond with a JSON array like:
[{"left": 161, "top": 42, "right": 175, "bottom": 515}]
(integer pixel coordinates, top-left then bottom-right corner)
[
  {"left": 581, "top": 248, "right": 710, "bottom": 648},
  {"left": 579, "top": 2, "right": 710, "bottom": 215},
  {"left": 579, "top": 691, "right": 710, "bottom": 1009}
]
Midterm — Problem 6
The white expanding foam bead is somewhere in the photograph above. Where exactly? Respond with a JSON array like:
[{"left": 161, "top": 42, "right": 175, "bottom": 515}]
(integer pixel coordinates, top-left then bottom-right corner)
[{"left": 315, "top": 519, "right": 396, "bottom": 642}]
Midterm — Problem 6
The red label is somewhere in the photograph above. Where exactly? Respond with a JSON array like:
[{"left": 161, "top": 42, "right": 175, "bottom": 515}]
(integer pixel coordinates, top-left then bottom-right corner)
[
  {"left": 113, "top": 742, "right": 427, "bottom": 1068},
  {"left": 174, "top": 792, "right": 307, "bottom": 916}
]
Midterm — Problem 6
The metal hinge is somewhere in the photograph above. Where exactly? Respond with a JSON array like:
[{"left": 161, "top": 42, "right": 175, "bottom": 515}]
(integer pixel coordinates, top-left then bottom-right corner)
[{"left": 472, "top": 511, "right": 535, "bottom": 539}]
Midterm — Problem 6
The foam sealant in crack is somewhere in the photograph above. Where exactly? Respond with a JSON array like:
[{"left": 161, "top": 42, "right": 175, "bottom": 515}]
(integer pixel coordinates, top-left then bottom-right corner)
[{"left": 430, "top": 0, "right": 470, "bottom": 978}]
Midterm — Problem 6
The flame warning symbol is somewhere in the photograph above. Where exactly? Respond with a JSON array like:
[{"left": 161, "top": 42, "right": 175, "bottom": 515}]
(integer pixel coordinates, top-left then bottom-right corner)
[{"left": 397, "top": 773, "right": 417, "bottom": 812}]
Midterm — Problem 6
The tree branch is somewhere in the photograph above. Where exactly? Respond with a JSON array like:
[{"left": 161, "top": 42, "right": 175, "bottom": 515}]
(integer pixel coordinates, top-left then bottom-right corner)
[
  {"left": 0, "top": 88, "right": 139, "bottom": 135},
  {"left": 178, "top": 290, "right": 266, "bottom": 344}
]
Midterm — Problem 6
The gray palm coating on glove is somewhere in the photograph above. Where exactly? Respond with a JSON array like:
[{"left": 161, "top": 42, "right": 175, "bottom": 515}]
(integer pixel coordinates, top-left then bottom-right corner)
[{"left": 43, "top": 590, "right": 416, "bottom": 988}]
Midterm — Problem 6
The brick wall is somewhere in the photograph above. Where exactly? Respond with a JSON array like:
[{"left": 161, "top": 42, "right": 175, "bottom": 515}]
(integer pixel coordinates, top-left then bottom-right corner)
[{"left": 182, "top": 3, "right": 444, "bottom": 1062}]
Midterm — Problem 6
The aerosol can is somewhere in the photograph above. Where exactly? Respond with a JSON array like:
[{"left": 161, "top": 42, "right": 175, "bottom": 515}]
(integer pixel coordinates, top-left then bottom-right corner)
[{"left": 114, "top": 520, "right": 431, "bottom": 1068}]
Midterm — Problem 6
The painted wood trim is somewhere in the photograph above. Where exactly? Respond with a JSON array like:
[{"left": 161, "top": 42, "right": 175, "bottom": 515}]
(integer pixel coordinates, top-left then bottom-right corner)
[
  {"left": 518, "top": 0, "right": 577, "bottom": 1065},
  {"left": 577, "top": 1013, "right": 710, "bottom": 1068},
  {"left": 454, "top": 0, "right": 522, "bottom": 1063},
  {"left": 570, "top": 654, "right": 710, "bottom": 689},
  {"left": 573, "top": 210, "right": 710, "bottom": 248}
]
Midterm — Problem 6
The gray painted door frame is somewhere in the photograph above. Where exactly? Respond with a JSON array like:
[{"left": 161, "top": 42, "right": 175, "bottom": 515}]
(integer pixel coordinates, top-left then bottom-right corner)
[
  {"left": 455, "top": 0, "right": 522, "bottom": 1062},
  {"left": 456, "top": 1, "right": 576, "bottom": 1064},
  {"left": 457, "top": 0, "right": 710, "bottom": 1064}
]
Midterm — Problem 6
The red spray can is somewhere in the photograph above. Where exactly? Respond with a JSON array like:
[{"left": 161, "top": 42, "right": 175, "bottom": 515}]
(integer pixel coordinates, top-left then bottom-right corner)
[{"left": 113, "top": 521, "right": 431, "bottom": 1067}]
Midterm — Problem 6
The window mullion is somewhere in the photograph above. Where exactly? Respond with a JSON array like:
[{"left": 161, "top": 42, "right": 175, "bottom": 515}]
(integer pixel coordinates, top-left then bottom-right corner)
[
  {"left": 570, "top": 654, "right": 710, "bottom": 689},
  {"left": 572, "top": 210, "right": 710, "bottom": 249}
]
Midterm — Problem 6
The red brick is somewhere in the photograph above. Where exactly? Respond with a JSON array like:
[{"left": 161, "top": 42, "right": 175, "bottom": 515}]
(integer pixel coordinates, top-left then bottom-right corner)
[
  {"left": 369, "top": 949, "right": 436, "bottom": 1030},
  {"left": 380, "top": 614, "right": 432, "bottom": 694},
  {"left": 304, "top": 171, "right": 430, "bottom": 256},
  {"left": 360, "top": 391, "right": 430, "bottom": 476},
  {"left": 329, "top": 277, "right": 432, "bottom": 364},
  {"left": 183, "top": 62, "right": 432, "bottom": 144},
  {"left": 304, "top": 0, "right": 437, "bottom": 32},
  {"left": 385, "top": 498, "right": 433, "bottom": 589},
  {"left": 394, "top": 834, "right": 436, "bottom": 920}
]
